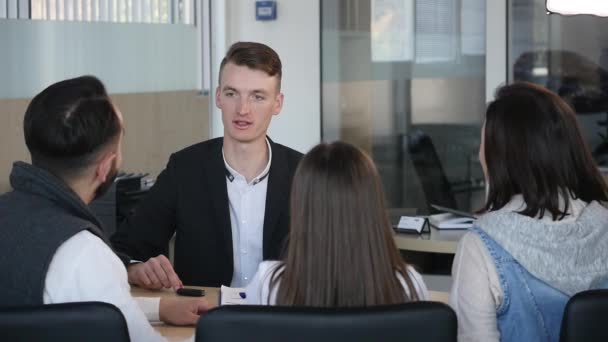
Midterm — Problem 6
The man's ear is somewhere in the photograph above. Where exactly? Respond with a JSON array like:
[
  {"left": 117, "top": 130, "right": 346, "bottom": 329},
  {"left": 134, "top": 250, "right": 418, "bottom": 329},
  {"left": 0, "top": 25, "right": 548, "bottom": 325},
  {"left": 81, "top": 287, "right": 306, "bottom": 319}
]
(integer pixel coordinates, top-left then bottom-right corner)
[
  {"left": 95, "top": 151, "right": 116, "bottom": 183},
  {"left": 215, "top": 86, "right": 222, "bottom": 109},
  {"left": 273, "top": 93, "right": 284, "bottom": 116}
]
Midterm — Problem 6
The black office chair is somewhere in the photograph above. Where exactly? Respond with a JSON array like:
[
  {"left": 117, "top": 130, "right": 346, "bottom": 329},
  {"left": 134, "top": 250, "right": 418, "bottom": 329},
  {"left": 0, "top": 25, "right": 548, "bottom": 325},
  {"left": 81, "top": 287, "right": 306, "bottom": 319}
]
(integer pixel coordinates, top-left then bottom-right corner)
[
  {"left": 407, "top": 129, "right": 458, "bottom": 211},
  {"left": 0, "top": 301, "right": 130, "bottom": 342},
  {"left": 560, "top": 289, "right": 608, "bottom": 342},
  {"left": 196, "top": 302, "right": 457, "bottom": 342}
]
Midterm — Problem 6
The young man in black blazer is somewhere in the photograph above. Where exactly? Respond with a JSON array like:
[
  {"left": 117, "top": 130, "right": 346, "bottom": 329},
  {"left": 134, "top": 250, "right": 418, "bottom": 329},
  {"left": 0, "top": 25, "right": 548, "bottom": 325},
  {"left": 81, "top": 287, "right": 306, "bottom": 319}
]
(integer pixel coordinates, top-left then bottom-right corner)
[{"left": 111, "top": 42, "right": 303, "bottom": 288}]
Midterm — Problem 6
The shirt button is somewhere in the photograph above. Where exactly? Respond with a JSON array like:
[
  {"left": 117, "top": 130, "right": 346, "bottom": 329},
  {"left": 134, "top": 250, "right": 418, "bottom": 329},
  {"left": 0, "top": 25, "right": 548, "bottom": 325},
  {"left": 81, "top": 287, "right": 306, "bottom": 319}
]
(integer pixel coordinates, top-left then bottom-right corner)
[
  {"left": 242, "top": 220, "right": 246, "bottom": 224},
  {"left": 242, "top": 250, "right": 247, "bottom": 254},
  {"left": 244, "top": 277, "right": 248, "bottom": 281}
]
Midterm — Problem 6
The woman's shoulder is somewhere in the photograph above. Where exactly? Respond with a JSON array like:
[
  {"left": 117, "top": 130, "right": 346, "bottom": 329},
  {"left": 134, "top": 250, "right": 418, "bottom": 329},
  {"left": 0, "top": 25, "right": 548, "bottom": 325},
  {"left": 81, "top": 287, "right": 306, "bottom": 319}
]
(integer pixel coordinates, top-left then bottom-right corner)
[
  {"left": 245, "top": 261, "right": 283, "bottom": 305},
  {"left": 257, "top": 260, "right": 282, "bottom": 273},
  {"left": 253, "top": 260, "right": 284, "bottom": 286},
  {"left": 397, "top": 266, "right": 430, "bottom": 300}
]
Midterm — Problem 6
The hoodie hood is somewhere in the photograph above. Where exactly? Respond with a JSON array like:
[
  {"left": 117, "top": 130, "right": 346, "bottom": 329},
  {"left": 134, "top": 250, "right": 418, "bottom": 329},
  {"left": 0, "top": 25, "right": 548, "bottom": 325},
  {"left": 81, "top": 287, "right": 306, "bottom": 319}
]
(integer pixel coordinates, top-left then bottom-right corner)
[
  {"left": 9, "top": 161, "right": 105, "bottom": 233},
  {"left": 476, "top": 201, "right": 608, "bottom": 295}
]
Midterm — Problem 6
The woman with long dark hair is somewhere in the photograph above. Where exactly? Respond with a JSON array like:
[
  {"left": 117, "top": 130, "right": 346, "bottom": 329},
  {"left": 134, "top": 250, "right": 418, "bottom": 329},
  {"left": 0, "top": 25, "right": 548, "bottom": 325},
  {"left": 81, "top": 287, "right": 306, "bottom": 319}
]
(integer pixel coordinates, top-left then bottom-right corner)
[
  {"left": 450, "top": 82, "right": 608, "bottom": 342},
  {"left": 245, "top": 141, "right": 428, "bottom": 306}
]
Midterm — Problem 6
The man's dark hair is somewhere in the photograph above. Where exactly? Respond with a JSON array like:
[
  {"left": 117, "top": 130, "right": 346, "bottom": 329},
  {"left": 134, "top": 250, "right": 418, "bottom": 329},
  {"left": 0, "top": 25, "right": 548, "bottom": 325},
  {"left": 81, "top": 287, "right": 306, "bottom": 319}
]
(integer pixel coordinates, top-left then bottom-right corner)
[
  {"left": 483, "top": 82, "right": 608, "bottom": 219},
  {"left": 219, "top": 41, "right": 282, "bottom": 90},
  {"left": 23, "top": 75, "right": 121, "bottom": 179}
]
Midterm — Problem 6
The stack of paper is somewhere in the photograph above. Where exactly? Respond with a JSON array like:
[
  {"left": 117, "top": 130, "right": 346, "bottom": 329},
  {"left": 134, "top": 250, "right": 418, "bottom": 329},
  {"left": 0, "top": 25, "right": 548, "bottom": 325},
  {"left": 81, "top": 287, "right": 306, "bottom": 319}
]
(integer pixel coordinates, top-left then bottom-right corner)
[
  {"left": 220, "top": 285, "right": 246, "bottom": 305},
  {"left": 428, "top": 204, "right": 476, "bottom": 229},
  {"left": 428, "top": 212, "right": 475, "bottom": 229}
]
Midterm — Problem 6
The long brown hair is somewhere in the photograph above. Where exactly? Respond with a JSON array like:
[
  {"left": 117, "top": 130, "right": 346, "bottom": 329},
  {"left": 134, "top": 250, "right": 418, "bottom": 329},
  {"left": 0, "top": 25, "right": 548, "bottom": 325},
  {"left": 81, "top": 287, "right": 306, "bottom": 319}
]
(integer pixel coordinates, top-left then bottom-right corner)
[{"left": 271, "top": 142, "right": 420, "bottom": 306}]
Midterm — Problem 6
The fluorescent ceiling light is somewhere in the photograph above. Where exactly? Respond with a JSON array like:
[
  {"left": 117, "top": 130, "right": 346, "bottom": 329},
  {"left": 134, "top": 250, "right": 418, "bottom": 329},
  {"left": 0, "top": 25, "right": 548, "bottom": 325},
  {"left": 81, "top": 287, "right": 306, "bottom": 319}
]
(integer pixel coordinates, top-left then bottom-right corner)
[{"left": 546, "top": 0, "right": 608, "bottom": 16}]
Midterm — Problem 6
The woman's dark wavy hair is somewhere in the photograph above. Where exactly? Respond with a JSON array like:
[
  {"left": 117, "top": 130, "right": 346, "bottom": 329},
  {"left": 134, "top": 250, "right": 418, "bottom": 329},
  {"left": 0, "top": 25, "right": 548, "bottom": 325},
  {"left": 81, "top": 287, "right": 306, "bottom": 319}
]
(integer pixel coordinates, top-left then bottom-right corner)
[{"left": 483, "top": 82, "right": 608, "bottom": 219}]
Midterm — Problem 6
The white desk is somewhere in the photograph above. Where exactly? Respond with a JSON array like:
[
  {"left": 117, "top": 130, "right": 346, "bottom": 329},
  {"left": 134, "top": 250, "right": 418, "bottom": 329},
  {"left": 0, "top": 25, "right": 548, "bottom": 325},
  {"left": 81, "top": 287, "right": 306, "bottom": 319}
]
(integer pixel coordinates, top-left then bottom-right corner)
[{"left": 394, "top": 226, "right": 466, "bottom": 254}]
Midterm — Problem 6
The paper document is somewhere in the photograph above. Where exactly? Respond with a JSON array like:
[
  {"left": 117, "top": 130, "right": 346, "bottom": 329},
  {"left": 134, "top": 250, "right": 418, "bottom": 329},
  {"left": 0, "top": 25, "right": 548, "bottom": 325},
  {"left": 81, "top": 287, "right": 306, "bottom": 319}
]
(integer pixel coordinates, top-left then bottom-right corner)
[
  {"left": 395, "top": 216, "right": 428, "bottom": 234},
  {"left": 220, "top": 285, "right": 246, "bottom": 305},
  {"left": 428, "top": 212, "right": 475, "bottom": 229}
]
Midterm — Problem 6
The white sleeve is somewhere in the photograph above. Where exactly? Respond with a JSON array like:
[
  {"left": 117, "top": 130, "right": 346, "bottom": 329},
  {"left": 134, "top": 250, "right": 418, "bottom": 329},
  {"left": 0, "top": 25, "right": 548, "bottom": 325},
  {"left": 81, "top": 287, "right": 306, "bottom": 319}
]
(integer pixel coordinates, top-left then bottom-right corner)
[
  {"left": 135, "top": 297, "right": 161, "bottom": 322},
  {"left": 244, "top": 261, "right": 281, "bottom": 305},
  {"left": 449, "top": 232, "right": 502, "bottom": 342},
  {"left": 406, "top": 266, "right": 430, "bottom": 301},
  {"left": 244, "top": 267, "right": 263, "bottom": 305},
  {"left": 43, "top": 231, "right": 166, "bottom": 342}
]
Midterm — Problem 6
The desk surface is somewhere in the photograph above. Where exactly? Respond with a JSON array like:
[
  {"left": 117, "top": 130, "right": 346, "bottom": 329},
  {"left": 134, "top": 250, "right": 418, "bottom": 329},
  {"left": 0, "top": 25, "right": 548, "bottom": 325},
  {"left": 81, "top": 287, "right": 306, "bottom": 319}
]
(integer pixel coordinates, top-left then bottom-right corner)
[
  {"left": 132, "top": 286, "right": 449, "bottom": 342},
  {"left": 393, "top": 226, "right": 467, "bottom": 254},
  {"left": 132, "top": 286, "right": 217, "bottom": 342}
]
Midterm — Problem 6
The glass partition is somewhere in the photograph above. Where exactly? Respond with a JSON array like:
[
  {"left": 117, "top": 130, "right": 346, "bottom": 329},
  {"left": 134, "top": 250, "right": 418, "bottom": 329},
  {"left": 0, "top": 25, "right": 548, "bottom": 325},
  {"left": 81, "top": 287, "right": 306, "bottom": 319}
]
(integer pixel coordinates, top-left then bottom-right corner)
[
  {"left": 509, "top": 0, "right": 608, "bottom": 166},
  {"left": 322, "top": 0, "right": 487, "bottom": 213}
]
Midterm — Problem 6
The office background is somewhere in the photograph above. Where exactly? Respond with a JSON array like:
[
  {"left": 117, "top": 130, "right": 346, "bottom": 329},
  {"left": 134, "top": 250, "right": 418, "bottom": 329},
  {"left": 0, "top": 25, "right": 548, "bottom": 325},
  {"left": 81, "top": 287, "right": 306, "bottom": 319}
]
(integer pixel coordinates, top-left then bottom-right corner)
[{"left": 2, "top": 0, "right": 608, "bottom": 215}]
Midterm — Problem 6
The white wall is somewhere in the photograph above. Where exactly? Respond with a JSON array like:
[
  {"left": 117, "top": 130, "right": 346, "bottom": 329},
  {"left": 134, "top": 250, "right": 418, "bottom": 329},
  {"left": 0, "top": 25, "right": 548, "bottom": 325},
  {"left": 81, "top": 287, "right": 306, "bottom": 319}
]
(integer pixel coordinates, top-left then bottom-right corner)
[
  {"left": 210, "top": 0, "right": 321, "bottom": 154},
  {"left": 0, "top": 20, "right": 198, "bottom": 99},
  {"left": 486, "top": 0, "right": 507, "bottom": 102}
]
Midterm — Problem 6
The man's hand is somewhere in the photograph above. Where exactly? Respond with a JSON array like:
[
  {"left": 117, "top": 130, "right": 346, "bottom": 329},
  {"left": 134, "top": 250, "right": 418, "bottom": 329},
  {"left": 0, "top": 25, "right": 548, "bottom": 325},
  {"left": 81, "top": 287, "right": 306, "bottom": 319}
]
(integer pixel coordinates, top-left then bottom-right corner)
[
  {"left": 128, "top": 255, "right": 182, "bottom": 289},
  {"left": 159, "top": 297, "right": 216, "bottom": 326}
]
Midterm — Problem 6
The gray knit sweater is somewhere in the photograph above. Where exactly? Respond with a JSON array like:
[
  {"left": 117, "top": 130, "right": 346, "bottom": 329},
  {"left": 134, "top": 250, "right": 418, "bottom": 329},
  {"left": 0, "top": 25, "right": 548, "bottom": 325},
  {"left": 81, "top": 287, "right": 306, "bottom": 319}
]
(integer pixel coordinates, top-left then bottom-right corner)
[{"left": 476, "top": 200, "right": 608, "bottom": 295}]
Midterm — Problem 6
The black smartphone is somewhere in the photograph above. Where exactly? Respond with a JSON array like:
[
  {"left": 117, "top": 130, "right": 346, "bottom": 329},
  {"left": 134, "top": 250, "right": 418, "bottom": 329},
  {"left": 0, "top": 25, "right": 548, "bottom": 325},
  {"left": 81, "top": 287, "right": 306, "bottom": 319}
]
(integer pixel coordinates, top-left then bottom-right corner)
[{"left": 176, "top": 287, "right": 205, "bottom": 297}]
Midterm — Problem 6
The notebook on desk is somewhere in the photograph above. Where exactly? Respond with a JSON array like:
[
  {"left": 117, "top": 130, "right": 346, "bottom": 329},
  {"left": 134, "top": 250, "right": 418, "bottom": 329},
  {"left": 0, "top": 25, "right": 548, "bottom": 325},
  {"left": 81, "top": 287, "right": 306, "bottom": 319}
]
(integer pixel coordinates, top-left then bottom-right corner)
[
  {"left": 388, "top": 208, "right": 428, "bottom": 234},
  {"left": 429, "top": 204, "right": 476, "bottom": 229},
  {"left": 388, "top": 208, "right": 417, "bottom": 226},
  {"left": 219, "top": 285, "right": 246, "bottom": 305}
]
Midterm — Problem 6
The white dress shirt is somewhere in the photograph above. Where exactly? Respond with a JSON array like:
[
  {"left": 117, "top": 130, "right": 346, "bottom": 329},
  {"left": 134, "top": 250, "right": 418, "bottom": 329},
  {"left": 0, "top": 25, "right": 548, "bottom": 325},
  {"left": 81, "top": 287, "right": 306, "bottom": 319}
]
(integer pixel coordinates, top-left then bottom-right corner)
[
  {"left": 245, "top": 261, "right": 430, "bottom": 305},
  {"left": 223, "top": 138, "right": 272, "bottom": 287},
  {"left": 43, "top": 230, "right": 167, "bottom": 342}
]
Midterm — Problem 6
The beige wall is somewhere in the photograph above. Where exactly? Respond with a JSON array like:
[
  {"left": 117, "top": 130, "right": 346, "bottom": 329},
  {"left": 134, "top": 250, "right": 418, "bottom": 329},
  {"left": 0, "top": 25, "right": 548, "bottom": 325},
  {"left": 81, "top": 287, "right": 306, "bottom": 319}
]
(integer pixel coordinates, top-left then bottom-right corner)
[
  {"left": 0, "top": 98, "right": 30, "bottom": 193},
  {"left": 412, "top": 78, "right": 485, "bottom": 125},
  {"left": 323, "top": 78, "right": 484, "bottom": 154},
  {"left": 0, "top": 91, "right": 209, "bottom": 193}
]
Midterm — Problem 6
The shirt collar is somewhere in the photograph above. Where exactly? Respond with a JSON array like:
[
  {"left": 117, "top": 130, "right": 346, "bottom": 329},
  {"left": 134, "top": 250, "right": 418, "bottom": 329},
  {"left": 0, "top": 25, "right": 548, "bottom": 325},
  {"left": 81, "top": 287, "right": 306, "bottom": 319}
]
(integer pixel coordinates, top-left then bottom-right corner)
[{"left": 222, "top": 138, "right": 272, "bottom": 185}]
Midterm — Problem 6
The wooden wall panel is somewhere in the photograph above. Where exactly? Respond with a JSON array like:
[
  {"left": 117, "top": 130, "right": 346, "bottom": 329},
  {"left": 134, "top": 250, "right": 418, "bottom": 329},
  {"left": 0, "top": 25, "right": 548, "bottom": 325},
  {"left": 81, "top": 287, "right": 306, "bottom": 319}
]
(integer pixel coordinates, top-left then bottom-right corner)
[
  {"left": 0, "top": 91, "right": 209, "bottom": 193},
  {"left": 0, "top": 98, "right": 30, "bottom": 193}
]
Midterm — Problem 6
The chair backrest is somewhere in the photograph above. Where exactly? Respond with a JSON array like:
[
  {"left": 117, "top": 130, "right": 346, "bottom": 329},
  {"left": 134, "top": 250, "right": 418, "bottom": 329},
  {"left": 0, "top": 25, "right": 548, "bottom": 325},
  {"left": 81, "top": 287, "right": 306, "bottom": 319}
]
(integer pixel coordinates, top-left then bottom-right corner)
[
  {"left": 0, "top": 301, "right": 130, "bottom": 342},
  {"left": 560, "top": 289, "right": 608, "bottom": 342},
  {"left": 407, "top": 129, "right": 458, "bottom": 211},
  {"left": 196, "top": 301, "right": 457, "bottom": 342}
]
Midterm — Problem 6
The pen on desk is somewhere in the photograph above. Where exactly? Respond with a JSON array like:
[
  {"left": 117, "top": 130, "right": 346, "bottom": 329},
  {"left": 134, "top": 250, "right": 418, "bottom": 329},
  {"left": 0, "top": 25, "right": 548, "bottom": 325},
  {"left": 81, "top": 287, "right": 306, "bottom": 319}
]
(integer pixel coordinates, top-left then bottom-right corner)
[{"left": 239, "top": 292, "right": 247, "bottom": 299}]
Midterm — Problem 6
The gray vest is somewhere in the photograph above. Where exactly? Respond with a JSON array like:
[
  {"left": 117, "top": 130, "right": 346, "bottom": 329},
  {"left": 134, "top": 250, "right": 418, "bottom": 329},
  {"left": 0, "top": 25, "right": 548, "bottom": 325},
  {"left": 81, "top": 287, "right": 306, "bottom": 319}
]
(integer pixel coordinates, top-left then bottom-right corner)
[{"left": 0, "top": 161, "right": 110, "bottom": 306}]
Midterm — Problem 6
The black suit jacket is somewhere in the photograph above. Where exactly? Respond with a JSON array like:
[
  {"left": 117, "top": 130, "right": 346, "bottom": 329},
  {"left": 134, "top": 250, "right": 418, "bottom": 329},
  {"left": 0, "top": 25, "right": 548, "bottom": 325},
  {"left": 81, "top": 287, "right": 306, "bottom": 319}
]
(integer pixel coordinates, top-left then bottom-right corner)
[{"left": 111, "top": 137, "right": 302, "bottom": 286}]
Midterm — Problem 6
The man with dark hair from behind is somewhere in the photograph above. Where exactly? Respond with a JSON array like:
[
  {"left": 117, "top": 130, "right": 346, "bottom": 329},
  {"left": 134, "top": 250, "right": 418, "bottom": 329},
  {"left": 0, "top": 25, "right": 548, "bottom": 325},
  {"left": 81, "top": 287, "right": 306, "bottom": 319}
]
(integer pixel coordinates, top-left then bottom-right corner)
[
  {"left": 0, "top": 76, "right": 212, "bottom": 342},
  {"left": 111, "top": 42, "right": 303, "bottom": 289}
]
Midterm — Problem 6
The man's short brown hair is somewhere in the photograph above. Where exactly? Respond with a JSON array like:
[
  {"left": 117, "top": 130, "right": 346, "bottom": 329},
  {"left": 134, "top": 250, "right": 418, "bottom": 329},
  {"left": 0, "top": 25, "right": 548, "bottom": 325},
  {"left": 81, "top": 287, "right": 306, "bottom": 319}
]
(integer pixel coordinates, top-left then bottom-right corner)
[{"left": 219, "top": 41, "right": 282, "bottom": 90}]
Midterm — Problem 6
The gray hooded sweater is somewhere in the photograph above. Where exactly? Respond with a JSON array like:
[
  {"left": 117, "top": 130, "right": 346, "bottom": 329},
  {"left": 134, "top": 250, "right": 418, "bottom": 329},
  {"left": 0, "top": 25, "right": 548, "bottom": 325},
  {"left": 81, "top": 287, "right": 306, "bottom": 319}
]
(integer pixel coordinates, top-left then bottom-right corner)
[
  {"left": 0, "top": 161, "right": 110, "bottom": 306},
  {"left": 476, "top": 201, "right": 608, "bottom": 295}
]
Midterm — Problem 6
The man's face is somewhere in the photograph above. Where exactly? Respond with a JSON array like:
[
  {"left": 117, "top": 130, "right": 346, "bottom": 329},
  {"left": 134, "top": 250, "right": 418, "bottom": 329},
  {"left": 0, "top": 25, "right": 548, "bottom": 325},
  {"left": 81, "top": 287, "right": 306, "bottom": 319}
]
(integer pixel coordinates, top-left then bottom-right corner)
[
  {"left": 114, "top": 106, "right": 124, "bottom": 170},
  {"left": 94, "top": 158, "right": 118, "bottom": 200},
  {"left": 216, "top": 62, "right": 283, "bottom": 144},
  {"left": 94, "top": 106, "right": 124, "bottom": 200},
  {"left": 479, "top": 122, "right": 488, "bottom": 182}
]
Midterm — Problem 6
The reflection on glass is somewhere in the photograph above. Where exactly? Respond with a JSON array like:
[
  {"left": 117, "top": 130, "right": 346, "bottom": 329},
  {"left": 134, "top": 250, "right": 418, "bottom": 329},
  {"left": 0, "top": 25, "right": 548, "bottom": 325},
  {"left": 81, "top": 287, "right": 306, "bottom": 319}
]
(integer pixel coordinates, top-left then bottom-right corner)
[
  {"left": 509, "top": 0, "right": 608, "bottom": 165},
  {"left": 371, "top": 0, "right": 414, "bottom": 62},
  {"left": 322, "top": 0, "right": 486, "bottom": 213}
]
